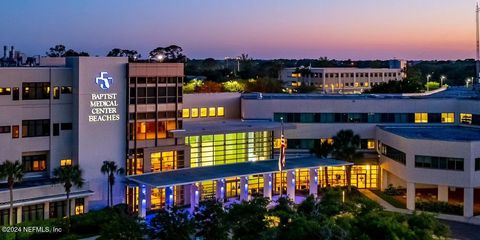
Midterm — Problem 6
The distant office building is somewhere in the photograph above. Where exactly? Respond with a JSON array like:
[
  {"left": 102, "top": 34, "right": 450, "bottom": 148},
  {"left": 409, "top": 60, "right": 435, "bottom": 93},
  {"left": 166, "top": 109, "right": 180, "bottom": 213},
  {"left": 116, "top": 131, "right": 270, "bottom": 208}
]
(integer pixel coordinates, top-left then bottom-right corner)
[{"left": 280, "top": 62, "right": 405, "bottom": 93}]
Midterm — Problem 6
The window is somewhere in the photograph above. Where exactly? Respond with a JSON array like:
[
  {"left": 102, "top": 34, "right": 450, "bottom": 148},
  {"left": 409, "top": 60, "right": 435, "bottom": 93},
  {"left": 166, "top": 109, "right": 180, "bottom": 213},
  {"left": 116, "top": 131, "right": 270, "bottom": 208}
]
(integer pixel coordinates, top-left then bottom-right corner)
[
  {"left": 61, "top": 86, "right": 72, "bottom": 94},
  {"left": 22, "top": 119, "right": 50, "bottom": 137},
  {"left": 0, "top": 208, "right": 17, "bottom": 225},
  {"left": 475, "top": 158, "right": 480, "bottom": 171},
  {"left": 12, "top": 87, "right": 19, "bottom": 100},
  {"left": 380, "top": 144, "right": 406, "bottom": 165},
  {"left": 415, "top": 155, "right": 464, "bottom": 171},
  {"left": 22, "top": 204, "right": 44, "bottom": 222},
  {"left": 217, "top": 107, "right": 224, "bottom": 117},
  {"left": 61, "top": 123, "right": 72, "bottom": 130},
  {"left": 151, "top": 151, "right": 178, "bottom": 172},
  {"left": 460, "top": 113, "right": 472, "bottom": 124},
  {"left": 200, "top": 108, "right": 207, "bottom": 117},
  {"left": 367, "top": 140, "right": 375, "bottom": 149},
  {"left": 191, "top": 108, "right": 199, "bottom": 118},
  {"left": 53, "top": 123, "right": 60, "bottom": 136},
  {"left": 208, "top": 107, "right": 216, "bottom": 117},
  {"left": 75, "top": 198, "right": 84, "bottom": 215},
  {"left": 53, "top": 86, "right": 60, "bottom": 99},
  {"left": 182, "top": 109, "right": 190, "bottom": 118},
  {"left": 22, "top": 154, "right": 47, "bottom": 172},
  {"left": 12, "top": 125, "right": 19, "bottom": 138},
  {"left": 22, "top": 82, "right": 50, "bottom": 100},
  {"left": 49, "top": 201, "right": 67, "bottom": 218},
  {"left": 0, "top": 87, "right": 11, "bottom": 95},
  {"left": 0, "top": 126, "right": 11, "bottom": 134},
  {"left": 414, "top": 113, "right": 428, "bottom": 123},
  {"left": 60, "top": 159, "right": 72, "bottom": 167},
  {"left": 441, "top": 113, "right": 454, "bottom": 123}
]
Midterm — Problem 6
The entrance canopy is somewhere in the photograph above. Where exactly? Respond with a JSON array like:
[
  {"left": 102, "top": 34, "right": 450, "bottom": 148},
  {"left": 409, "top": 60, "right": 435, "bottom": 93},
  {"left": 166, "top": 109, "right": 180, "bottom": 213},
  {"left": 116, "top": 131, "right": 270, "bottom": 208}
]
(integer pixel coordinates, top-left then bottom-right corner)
[{"left": 126, "top": 157, "right": 352, "bottom": 188}]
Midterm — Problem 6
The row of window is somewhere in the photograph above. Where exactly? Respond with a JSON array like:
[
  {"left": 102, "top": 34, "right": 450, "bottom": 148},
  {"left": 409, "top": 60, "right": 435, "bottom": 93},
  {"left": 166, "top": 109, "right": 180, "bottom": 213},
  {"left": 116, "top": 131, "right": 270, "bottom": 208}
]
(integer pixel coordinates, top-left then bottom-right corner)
[
  {"left": 0, "top": 120, "right": 72, "bottom": 138},
  {"left": 129, "top": 111, "right": 178, "bottom": 120},
  {"left": 0, "top": 83, "right": 72, "bottom": 101},
  {"left": 414, "top": 155, "right": 464, "bottom": 171},
  {"left": 129, "top": 86, "right": 182, "bottom": 104},
  {"left": 274, "top": 112, "right": 456, "bottom": 124},
  {"left": 380, "top": 144, "right": 406, "bottom": 165},
  {"left": 459, "top": 113, "right": 480, "bottom": 125},
  {"left": 129, "top": 120, "right": 178, "bottom": 140},
  {"left": 291, "top": 72, "right": 399, "bottom": 78},
  {"left": 129, "top": 77, "right": 183, "bottom": 84},
  {"left": 284, "top": 138, "right": 375, "bottom": 150},
  {"left": 182, "top": 107, "right": 225, "bottom": 118}
]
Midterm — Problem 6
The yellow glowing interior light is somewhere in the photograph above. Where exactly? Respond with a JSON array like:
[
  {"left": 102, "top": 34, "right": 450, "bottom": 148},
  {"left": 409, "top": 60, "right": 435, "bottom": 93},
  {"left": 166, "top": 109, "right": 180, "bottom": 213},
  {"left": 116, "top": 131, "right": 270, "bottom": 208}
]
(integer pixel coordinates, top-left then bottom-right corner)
[
  {"left": 200, "top": 108, "right": 207, "bottom": 117},
  {"left": 217, "top": 107, "right": 224, "bottom": 116},
  {"left": 182, "top": 109, "right": 190, "bottom": 118}
]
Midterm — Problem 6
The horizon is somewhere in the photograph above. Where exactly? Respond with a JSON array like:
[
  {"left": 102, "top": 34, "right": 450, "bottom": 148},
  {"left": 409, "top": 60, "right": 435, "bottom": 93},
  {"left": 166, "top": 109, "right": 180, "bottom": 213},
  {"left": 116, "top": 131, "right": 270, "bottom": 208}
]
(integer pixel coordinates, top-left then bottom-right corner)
[{"left": 0, "top": 0, "right": 478, "bottom": 60}]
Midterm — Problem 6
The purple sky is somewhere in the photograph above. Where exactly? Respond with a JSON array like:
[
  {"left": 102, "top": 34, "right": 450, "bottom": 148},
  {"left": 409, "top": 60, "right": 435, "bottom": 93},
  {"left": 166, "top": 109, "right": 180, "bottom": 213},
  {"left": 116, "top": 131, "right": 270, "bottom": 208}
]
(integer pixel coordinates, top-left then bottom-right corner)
[{"left": 0, "top": 0, "right": 477, "bottom": 60}]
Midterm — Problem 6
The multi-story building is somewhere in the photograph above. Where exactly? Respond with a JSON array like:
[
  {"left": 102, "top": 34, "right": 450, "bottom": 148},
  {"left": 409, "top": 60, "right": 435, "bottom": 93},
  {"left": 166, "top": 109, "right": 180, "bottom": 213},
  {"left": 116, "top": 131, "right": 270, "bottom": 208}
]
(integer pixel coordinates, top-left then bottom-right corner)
[
  {"left": 280, "top": 65, "right": 404, "bottom": 93},
  {"left": 1, "top": 56, "right": 479, "bottom": 225}
]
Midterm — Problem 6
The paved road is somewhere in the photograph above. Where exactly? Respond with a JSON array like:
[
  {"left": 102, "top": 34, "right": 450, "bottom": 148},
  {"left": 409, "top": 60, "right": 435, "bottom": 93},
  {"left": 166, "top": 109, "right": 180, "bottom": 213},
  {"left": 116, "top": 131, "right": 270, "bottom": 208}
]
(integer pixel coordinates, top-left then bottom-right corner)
[{"left": 441, "top": 220, "right": 480, "bottom": 240}]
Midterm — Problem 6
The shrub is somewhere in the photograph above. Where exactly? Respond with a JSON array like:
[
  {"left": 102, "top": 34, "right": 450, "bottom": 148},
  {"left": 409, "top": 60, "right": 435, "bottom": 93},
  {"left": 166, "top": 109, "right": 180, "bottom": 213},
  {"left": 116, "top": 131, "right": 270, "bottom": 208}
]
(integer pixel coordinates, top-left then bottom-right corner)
[
  {"left": 384, "top": 184, "right": 401, "bottom": 196},
  {"left": 416, "top": 200, "right": 463, "bottom": 215}
]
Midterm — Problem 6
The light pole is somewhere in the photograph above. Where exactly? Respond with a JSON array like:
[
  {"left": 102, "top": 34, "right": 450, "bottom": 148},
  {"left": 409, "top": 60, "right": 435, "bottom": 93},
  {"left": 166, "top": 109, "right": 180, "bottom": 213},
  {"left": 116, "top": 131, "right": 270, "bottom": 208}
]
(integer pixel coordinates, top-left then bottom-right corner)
[
  {"left": 466, "top": 77, "right": 473, "bottom": 88},
  {"left": 426, "top": 74, "right": 432, "bottom": 91},
  {"left": 440, "top": 75, "right": 446, "bottom": 87}
]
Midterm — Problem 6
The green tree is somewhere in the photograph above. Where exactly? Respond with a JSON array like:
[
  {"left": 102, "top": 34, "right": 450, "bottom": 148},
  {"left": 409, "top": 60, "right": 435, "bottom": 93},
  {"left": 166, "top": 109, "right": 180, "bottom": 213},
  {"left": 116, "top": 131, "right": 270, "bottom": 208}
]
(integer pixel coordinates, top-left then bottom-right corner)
[
  {"left": 107, "top": 48, "right": 140, "bottom": 61},
  {"left": 269, "top": 197, "right": 296, "bottom": 230},
  {"left": 223, "top": 80, "right": 245, "bottom": 92},
  {"left": 149, "top": 45, "right": 186, "bottom": 63},
  {"left": 194, "top": 199, "right": 228, "bottom": 240},
  {"left": 310, "top": 140, "right": 334, "bottom": 187},
  {"left": 245, "top": 78, "right": 283, "bottom": 93},
  {"left": 0, "top": 160, "right": 23, "bottom": 225},
  {"left": 53, "top": 165, "right": 84, "bottom": 218},
  {"left": 99, "top": 207, "right": 145, "bottom": 240},
  {"left": 183, "top": 79, "right": 203, "bottom": 93},
  {"left": 227, "top": 197, "right": 270, "bottom": 240},
  {"left": 46, "top": 44, "right": 66, "bottom": 57},
  {"left": 100, "top": 161, "right": 125, "bottom": 207},
  {"left": 332, "top": 130, "right": 362, "bottom": 191},
  {"left": 149, "top": 207, "right": 194, "bottom": 240}
]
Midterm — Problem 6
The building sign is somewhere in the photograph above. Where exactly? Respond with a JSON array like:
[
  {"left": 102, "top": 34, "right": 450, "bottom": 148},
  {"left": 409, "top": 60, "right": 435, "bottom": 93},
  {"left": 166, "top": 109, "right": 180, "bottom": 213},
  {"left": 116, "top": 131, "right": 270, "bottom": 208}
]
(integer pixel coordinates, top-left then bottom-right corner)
[{"left": 89, "top": 72, "right": 120, "bottom": 122}]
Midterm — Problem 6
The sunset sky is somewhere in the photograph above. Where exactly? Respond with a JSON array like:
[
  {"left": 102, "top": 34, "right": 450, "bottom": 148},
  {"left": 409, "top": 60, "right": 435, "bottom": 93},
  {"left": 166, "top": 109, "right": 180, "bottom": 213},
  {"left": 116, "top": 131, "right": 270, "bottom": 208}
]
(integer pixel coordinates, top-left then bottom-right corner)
[{"left": 0, "top": 0, "right": 477, "bottom": 60}]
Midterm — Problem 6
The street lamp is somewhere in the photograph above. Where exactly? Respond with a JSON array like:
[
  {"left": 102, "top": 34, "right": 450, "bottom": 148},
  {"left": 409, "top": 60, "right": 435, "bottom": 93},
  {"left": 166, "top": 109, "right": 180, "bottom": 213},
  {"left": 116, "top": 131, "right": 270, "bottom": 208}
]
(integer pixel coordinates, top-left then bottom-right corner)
[
  {"left": 466, "top": 77, "right": 473, "bottom": 88},
  {"left": 426, "top": 74, "right": 432, "bottom": 91},
  {"left": 440, "top": 75, "right": 446, "bottom": 87}
]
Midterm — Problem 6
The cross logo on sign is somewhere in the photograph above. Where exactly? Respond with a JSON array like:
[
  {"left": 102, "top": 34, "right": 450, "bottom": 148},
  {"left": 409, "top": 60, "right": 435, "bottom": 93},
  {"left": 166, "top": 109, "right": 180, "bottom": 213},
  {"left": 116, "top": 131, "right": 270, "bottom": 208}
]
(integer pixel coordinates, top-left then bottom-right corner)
[{"left": 95, "top": 72, "right": 113, "bottom": 90}]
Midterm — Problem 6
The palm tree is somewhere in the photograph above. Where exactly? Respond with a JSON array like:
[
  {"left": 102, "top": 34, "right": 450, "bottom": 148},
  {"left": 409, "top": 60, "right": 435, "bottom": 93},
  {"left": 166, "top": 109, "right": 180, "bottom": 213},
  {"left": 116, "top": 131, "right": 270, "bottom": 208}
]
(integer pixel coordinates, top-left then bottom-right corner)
[
  {"left": 53, "top": 165, "right": 84, "bottom": 217},
  {"left": 0, "top": 160, "right": 23, "bottom": 225},
  {"left": 310, "top": 140, "right": 333, "bottom": 188},
  {"left": 101, "top": 161, "right": 125, "bottom": 207},
  {"left": 332, "top": 130, "right": 363, "bottom": 192}
]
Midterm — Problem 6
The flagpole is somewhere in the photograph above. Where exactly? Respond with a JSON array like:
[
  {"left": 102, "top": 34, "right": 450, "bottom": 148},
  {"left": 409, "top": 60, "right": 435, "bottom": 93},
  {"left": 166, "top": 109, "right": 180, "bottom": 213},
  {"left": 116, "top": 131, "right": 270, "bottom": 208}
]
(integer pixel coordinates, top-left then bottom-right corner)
[{"left": 279, "top": 117, "right": 284, "bottom": 198}]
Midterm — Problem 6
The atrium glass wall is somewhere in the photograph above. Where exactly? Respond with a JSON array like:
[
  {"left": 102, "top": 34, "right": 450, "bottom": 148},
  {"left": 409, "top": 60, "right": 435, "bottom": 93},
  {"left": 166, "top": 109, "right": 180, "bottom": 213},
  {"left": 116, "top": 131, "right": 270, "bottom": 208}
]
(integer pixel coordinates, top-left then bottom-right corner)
[
  {"left": 185, "top": 131, "right": 273, "bottom": 167},
  {"left": 318, "top": 165, "right": 378, "bottom": 189}
]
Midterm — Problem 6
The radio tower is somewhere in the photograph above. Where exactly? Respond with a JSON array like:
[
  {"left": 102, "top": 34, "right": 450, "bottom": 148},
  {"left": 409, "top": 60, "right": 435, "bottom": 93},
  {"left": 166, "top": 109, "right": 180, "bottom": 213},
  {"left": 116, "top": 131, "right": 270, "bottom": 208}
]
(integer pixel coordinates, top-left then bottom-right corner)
[{"left": 476, "top": 3, "right": 480, "bottom": 87}]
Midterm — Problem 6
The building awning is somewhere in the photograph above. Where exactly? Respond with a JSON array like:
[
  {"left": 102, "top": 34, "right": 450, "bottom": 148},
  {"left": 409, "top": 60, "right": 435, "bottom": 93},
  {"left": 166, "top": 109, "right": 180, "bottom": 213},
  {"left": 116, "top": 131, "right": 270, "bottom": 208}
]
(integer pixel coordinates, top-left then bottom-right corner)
[{"left": 126, "top": 157, "right": 352, "bottom": 188}]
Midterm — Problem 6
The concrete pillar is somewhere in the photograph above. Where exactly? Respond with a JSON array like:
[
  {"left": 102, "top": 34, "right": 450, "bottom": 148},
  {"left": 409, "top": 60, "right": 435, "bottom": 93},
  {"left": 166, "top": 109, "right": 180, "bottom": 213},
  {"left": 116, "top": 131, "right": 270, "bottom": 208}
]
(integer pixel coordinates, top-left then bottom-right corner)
[
  {"left": 190, "top": 184, "right": 200, "bottom": 211},
  {"left": 44, "top": 202, "right": 49, "bottom": 219},
  {"left": 70, "top": 198, "right": 76, "bottom": 216},
  {"left": 464, "top": 187, "right": 474, "bottom": 217},
  {"left": 84, "top": 197, "right": 89, "bottom": 213},
  {"left": 240, "top": 176, "right": 249, "bottom": 201},
  {"left": 165, "top": 186, "right": 174, "bottom": 208},
  {"left": 286, "top": 170, "right": 296, "bottom": 200},
  {"left": 145, "top": 186, "right": 152, "bottom": 211},
  {"left": 16, "top": 206, "right": 22, "bottom": 224},
  {"left": 263, "top": 173, "right": 273, "bottom": 199},
  {"left": 438, "top": 185, "right": 449, "bottom": 202},
  {"left": 380, "top": 168, "right": 388, "bottom": 191},
  {"left": 309, "top": 168, "right": 318, "bottom": 197},
  {"left": 139, "top": 185, "right": 147, "bottom": 218},
  {"left": 406, "top": 182, "right": 416, "bottom": 211},
  {"left": 215, "top": 179, "right": 226, "bottom": 202}
]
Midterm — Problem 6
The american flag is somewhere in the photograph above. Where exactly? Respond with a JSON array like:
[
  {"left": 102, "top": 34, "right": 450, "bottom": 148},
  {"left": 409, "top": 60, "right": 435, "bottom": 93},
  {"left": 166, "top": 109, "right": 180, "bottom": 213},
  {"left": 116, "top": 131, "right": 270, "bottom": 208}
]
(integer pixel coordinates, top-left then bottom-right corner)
[{"left": 278, "top": 133, "right": 286, "bottom": 171}]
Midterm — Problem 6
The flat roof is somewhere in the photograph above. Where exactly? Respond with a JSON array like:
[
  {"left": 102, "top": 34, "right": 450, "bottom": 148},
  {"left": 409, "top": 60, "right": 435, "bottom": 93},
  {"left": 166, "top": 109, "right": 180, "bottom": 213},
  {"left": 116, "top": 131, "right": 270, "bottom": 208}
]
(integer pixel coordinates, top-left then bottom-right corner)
[
  {"left": 379, "top": 126, "right": 480, "bottom": 142},
  {"left": 171, "top": 120, "right": 293, "bottom": 137},
  {"left": 126, "top": 157, "right": 351, "bottom": 188}
]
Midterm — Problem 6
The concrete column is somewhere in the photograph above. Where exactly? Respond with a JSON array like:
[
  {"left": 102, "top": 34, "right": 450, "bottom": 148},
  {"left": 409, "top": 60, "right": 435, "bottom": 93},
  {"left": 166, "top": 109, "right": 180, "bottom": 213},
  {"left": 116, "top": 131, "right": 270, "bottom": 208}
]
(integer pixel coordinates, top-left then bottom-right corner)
[
  {"left": 406, "top": 182, "right": 416, "bottom": 211},
  {"left": 145, "top": 186, "right": 152, "bottom": 211},
  {"left": 165, "top": 186, "right": 174, "bottom": 208},
  {"left": 216, "top": 179, "right": 226, "bottom": 202},
  {"left": 139, "top": 185, "right": 147, "bottom": 218},
  {"left": 263, "top": 173, "right": 273, "bottom": 199},
  {"left": 380, "top": 168, "right": 388, "bottom": 191},
  {"left": 240, "top": 176, "right": 249, "bottom": 201},
  {"left": 286, "top": 170, "right": 296, "bottom": 200},
  {"left": 309, "top": 168, "right": 318, "bottom": 197},
  {"left": 84, "top": 197, "right": 89, "bottom": 213},
  {"left": 44, "top": 202, "right": 49, "bottom": 219},
  {"left": 437, "top": 185, "right": 449, "bottom": 202},
  {"left": 464, "top": 187, "right": 474, "bottom": 217},
  {"left": 190, "top": 184, "right": 200, "bottom": 211},
  {"left": 16, "top": 206, "right": 22, "bottom": 224},
  {"left": 70, "top": 198, "right": 76, "bottom": 216}
]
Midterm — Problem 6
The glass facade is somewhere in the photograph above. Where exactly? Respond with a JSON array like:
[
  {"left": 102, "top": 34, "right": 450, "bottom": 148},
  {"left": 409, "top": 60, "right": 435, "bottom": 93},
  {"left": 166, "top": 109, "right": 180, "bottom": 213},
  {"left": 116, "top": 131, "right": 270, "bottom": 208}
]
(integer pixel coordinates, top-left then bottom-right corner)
[
  {"left": 318, "top": 165, "right": 378, "bottom": 189},
  {"left": 380, "top": 144, "right": 406, "bottom": 165},
  {"left": 185, "top": 131, "right": 272, "bottom": 167},
  {"left": 415, "top": 155, "right": 464, "bottom": 171}
]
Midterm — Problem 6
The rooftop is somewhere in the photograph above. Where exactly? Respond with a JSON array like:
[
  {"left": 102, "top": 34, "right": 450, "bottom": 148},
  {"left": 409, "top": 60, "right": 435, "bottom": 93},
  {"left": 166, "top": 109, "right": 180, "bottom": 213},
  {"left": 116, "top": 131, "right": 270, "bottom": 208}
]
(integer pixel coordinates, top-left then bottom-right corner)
[
  {"left": 379, "top": 126, "right": 480, "bottom": 142},
  {"left": 127, "top": 157, "right": 351, "bottom": 188},
  {"left": 171, "top": 120, "right": 293, "bottom": 137},
  {"left": 241, "top": 87, "right": 480, "bottom": 100}
]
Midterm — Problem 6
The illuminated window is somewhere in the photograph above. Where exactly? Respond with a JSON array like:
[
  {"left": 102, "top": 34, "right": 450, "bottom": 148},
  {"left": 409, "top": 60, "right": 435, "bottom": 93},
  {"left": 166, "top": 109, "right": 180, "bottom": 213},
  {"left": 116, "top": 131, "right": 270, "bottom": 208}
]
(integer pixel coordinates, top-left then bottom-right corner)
[
  {"left": 208, "top": 107, "right": 216, "bottom": 117},
  {"left": 60, "top": 159, "right": 72, "bottom": 167},
  {"left": 75, "top": 199, "right": 84, "bottom": 215},
  {"left": 0, "top": 88, "right": 11, "bottom": 95},
  {"left": 441, "top": 113, "right": 454, "bottom": 123},
  {"left": 182, "top": 109, "right": 190, "bottom": 118},
  {"left": 367, "top": 140, "right": 375, "bottom": 149},
  {"left": 460, "top": 113, "right": 472, "bottom": 124},
  {"left": 291, "top": 73, "right": 301, "bottom": 78},
  {"left": 151, "top": 151, "right": 177, "bottom": 172},
  {"left": 191, "top": 108, "right": 199, "bottom": 118},
  {"left": 274, "top": 138, "right": 287, "bottom": 149},
  {"left": 364, "top": 82, "right": 369, "bottom": 87},
  {"left": 200, "top": 108, "right": 207, "bottom": 117},
  {"left": 354, "top": 82, "right": 359, "bottom": 87},
  {"left": 414, "top": 113, "right": 428, "bottom": 123},
  {"left": 217, "top": 107, "right": 224, "bottom": 117}
]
